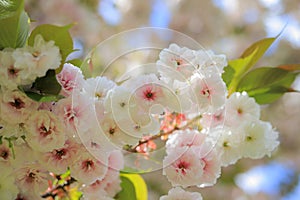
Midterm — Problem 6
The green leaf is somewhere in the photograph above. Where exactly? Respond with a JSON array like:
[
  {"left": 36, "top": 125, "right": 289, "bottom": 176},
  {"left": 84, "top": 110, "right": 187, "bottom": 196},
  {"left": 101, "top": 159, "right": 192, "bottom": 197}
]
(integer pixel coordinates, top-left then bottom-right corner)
[
  {"left": 32, "top": 70, "right": 62, "bottom": 95},
  {"left": 25, "top": 92, "right": 64, "bottom": 102},
  {"left": 250, "top": 86, "right": 290, "bottom": 104},
  {"left": 68, "top": 186, "right": 83, "bottom": 200},
  {"left": 236, "top": 67, "right": 298, "bottom": 104},
  {"left": 115, "top": 173, "right": 148, "bottom": 200},
  {"left": 223, "top": 37, "right": 278, "bottom": 95},
  {"left": 28, "top": 24, "right": 74, "bottom": 70},
  {"left": 20, "top": 70, "right": 63, "bottom": 102},
  {"left": 222, "top": 65, "right": 235, "bottom": 88},
  {"left": 240, "top": 37, "right": 276, "bottom": 68},
  {"left": 223, "top": 49, "right": 257, "bottom": 94},
  {"left": 0, "top": 0, "right": 21, "bottom": 19},
  {"left": 0, "top": 0, "right": 30, "bottom": 49}
]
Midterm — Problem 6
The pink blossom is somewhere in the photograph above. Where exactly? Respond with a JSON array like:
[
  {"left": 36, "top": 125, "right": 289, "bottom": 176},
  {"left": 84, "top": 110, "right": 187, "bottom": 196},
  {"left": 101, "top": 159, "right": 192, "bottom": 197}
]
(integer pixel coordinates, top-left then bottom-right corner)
[
  {"left": 196, "top": 143, "right": 222, "bottom": 187},
  {"left": 42, "top": 139, "right": 79, "bottom": 174},
  {"left": 53, "top": 93, "right": 94, "bottom": 139},
  {"left": 190, "top": 73, "right": 226, "bottom": 113},
  {"left": 56, "top": 63, "right": 84, "bottom": 96},
  {"left": 163, "top": 148, "right": 203, "bottom": 188},
  {"left": 70, "top": 147, "right": 108, "bottom": 184},
  {"left": 25, "top": 110, "right": 65, "bottom": 152}
]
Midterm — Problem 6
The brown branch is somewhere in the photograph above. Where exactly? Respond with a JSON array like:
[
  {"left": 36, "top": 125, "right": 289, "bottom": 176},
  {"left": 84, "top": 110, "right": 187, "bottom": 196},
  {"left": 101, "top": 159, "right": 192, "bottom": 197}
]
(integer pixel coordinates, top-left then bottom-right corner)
[
  {"left": 126, "top": 114, "right": 202, "bottom": 153},
  {"left": 41, "top": 177, "right": 77, "bottom": 199}
]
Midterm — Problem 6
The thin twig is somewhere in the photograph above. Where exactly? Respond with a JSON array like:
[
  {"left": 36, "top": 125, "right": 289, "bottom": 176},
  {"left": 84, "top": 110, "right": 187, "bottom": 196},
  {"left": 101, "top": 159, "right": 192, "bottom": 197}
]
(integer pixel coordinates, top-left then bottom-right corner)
[{"left": 127, "top": 114, "right": 202, "bottom": 153}]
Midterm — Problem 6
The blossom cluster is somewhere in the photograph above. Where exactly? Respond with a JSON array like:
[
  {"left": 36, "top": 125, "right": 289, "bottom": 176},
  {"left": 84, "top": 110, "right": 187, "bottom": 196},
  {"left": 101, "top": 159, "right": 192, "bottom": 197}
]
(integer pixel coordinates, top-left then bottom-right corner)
[
  {"left": 0, "top": 33, "right": 279, "bottom": 200},
  {"left": 0, "top": 35, "right": 123, "bottom": 200},
  {"left": 157, "top": 44, "right": 279, "bottom": 197}
]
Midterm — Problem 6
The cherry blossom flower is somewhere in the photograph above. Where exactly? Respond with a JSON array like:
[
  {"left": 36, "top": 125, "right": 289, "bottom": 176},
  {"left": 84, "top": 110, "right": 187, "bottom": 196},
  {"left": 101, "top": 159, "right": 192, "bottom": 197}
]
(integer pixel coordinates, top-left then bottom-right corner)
[
  {"left": 0, "top": 90, "right": 39, "bottom": 124},
  {"left": 0, "top": 142, "right": 14, "bottom": 170},
  {"left": 70, "top": 147, "right": 108, "bottom": 184},
  {"left": 190, "top": 73, "right": 226, "bottom": 113},
  {"left": 53, "top": 93, "right": 94, "bottom": 139},
  {"left": 163, "top": 148, "right": 204, "bottom": 188},
  {"left": 123, "top": 74, "right": 166, "bottom": 111},
  {"left": 197, "top": 144, "right": 222, "bottom": 187},
  {"left": 225, "top": 92, "right": 260, "bottom": 127},
  {"left": 160, "top": 187, "right": 203, "bottom": 200},
  {"left": 15, "top": 163, "right": 51, "bottom": 199},
  {"left": 25, "top": 110, "right": 65, "bottom": 152},
  {"left": 0, "top": 49, "right": 32, "bottom": 90},
  {"left": 82, "top": 76, "right": 116, "bottom": 101},
  {"left": 211, "top": 128, "right": 243, "bottom": 167},
  {"left": 56, "top": 63, "right": 85, "bottom": 96},
  {"left": 12, "top": 34, "right": 61, "bottom": 81},
  {"left": 99, "top": 113, "right": 140, "bottom": 147},
  {"left": 157, "top": 44, "right": 198, "bottom": 80},
  {"left": 239, "top": 120, "right": 279, "bottom": 159},
  {"left": 42, "top": 139, "right": 79, "bottom": 174}
]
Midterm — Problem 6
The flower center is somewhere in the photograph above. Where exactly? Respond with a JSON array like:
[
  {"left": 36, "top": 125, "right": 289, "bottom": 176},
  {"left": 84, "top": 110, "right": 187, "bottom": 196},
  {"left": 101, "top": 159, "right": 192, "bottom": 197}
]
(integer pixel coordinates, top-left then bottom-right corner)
[
  {"left": 246, "top": 135, "right": 253, "bottom": 141},
  {"left": 55, "top": 149, "right": 66, "bottom": 159},
  {"left": 176, "top": 161, "right": 189, "bottom": 175},
  {"left": 0, "top": 150, "right": 9, "bottom": 160},
  {"left": 10, "top": 98, "right": 25, "bottom": 109},
  {"left": 83, "top": 159, "right": 94, "bottom": 171},
  {"left": 201, "top": 88, "right": 211, "bottom": 97},
  {"left": 237, "top": 108, "right": 243, "bottom": 114},
  {"left": 8, "top": 66, "right": 19, "bottom": 78},
  {"left": 40, "top": 125, "right": 52, "bottom": 137},
  {"left": 109, "top": 127, "right": 115, "bottom": 135},
  {"left": 32, "top": 51, "right": 40, "bottom": 58},
  {"left": 143, "top": 88, "right": 156, "bottom": 101}
]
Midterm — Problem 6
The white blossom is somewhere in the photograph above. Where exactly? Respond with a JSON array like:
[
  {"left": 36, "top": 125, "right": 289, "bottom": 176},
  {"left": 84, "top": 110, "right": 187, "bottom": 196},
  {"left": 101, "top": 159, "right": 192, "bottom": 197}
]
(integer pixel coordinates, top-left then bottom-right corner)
[
  {"left": 225, "top": 92, "right": 261, "bottom": 127},
  {"left": 239, "top": 120, "right": 279, "bottom": 159},
  {"left": 25, "top": 110, "right": 65, "bottom": 152},
  {"left": 157, "top": 44, "right": 198, "bottom": 80},
  {"left": 13, "top": 34, "right": 61, "bottom": 81},
  {"left": 0, "top": 90, "right": 38, "bottom": 124}
]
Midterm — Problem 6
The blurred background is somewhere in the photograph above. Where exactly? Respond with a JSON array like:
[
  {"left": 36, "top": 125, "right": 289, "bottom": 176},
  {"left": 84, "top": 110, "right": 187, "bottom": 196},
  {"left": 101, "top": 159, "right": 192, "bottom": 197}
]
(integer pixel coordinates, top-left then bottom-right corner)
[{"left": 25, "top": 0, "right": 300, "bottom": 199}]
